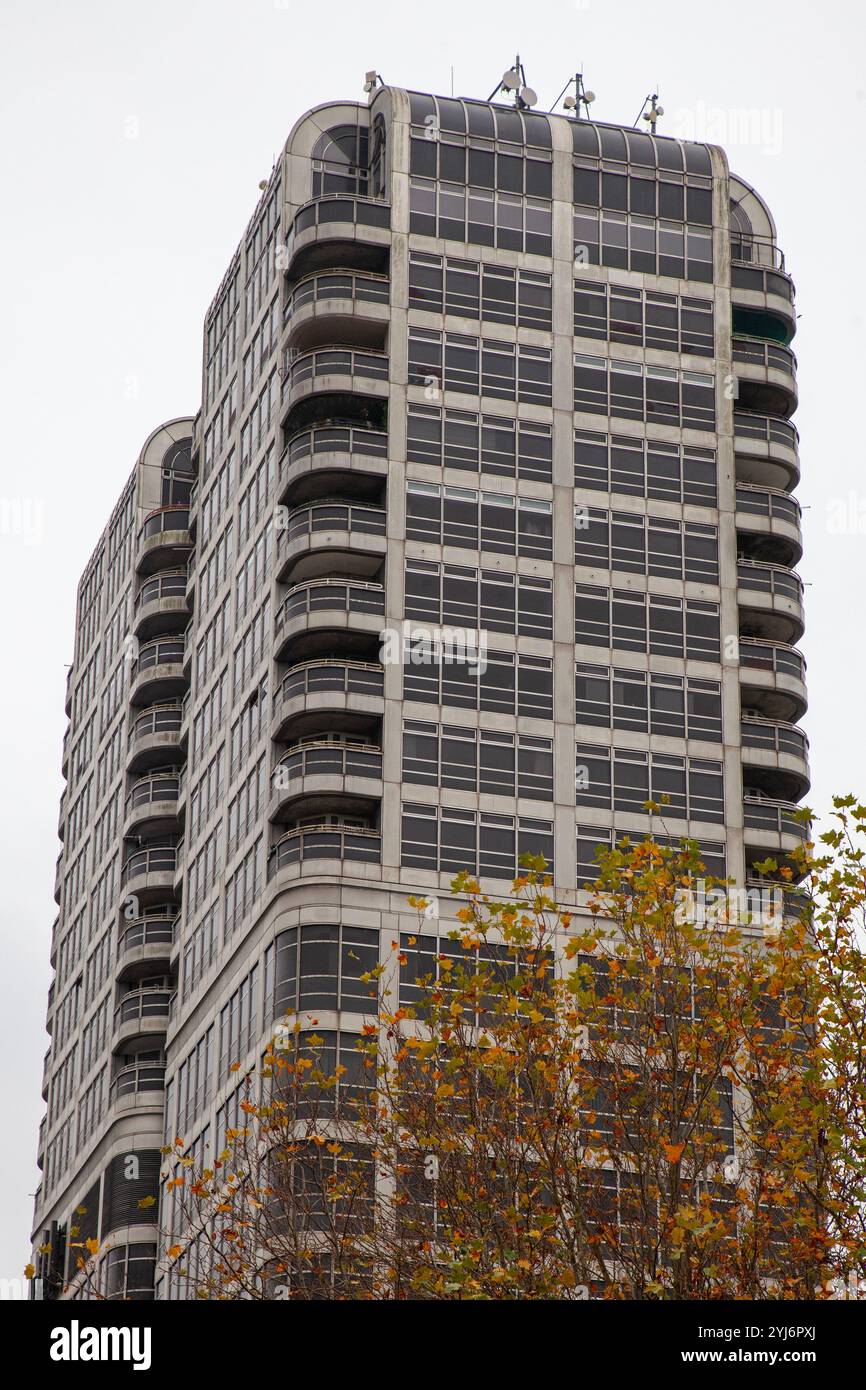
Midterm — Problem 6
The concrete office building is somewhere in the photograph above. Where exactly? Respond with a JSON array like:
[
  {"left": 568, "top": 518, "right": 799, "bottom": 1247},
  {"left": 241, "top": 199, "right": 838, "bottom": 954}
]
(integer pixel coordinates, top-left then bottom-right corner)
[{"left": 32, "top": 81, "right": 806, "bottom": 1298}]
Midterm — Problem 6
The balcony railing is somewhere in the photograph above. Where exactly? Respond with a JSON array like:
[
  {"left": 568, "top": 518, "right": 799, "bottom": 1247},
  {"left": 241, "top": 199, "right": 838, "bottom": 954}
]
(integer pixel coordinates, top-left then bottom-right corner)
[
  {"left": 140, "top": 506, "right": 190, "bottom": 541},
  {"left": 110, "top": 1062, "right": 166, "bottom": 1102},
  {"left": 129, "top": 702, "right": 184, "bottom": 742},
  {"left": 741, "top": 718, "right": 808, "bottom": 761},
  {"left": 284, "top": 347, "right": 389, "bottom": 391},
  {"left": 274, "top": 578, "right": 385, "bottom": 633},
  {"left": 274, "top": 741, "right": 383, "bottom": 784},
  {"left": 288, "top": 195, "right": 391, "bottom": 243},
  {"left": 730, "top": 233, "right": 786, "bottom": 270},
  {"left": 737, "top": 559, "right": 803, "bottom": 603},
  {"left": 114, "top": 987, "right": 172, "bottom": 1030},
  {"left": 274, "top": 659, "right": 384, "bottom": 710},
  {"left": 282, "top": 423, "right": 388, "bottom": 474},
  {"left": 731, "top": 259, "right": 794, "bottom": 305},
  {"left": 118, "top": 915, "right": 175, "bottom": 955},
  {"left": 739, "top": 639, "right": 806, "bottom": 684},
  {"left": 124, "top": 774, "right": 181, "bottom": 818},
  {"left": 732, "top": 336, "right": 797, "bottom": 375},
  {"left": 278, "top": 501, "right": 387, "bottom": 544},
  {"left": 134, "top": 571, "right": 189, "bottom": 608},
  {"left": 134, "top": 638, "right": 185, "bottom": 672},
  {"left": 121, "top": 844, "right": 178, "bottom": 885},
  {"left": 743, "top": 795, "right": 808, "bottom": 841},
  {"left": 735, "top": 484, "right": 801, "bottom": 528},
  {"left": 268, "top": 823, "right": 381, "bottom": 874},
  {"left": 287, "top": 270, "right": 390, "bottom": 319},
  {"left": 734, "top": 411, "right": 798, "bottom": 451}
]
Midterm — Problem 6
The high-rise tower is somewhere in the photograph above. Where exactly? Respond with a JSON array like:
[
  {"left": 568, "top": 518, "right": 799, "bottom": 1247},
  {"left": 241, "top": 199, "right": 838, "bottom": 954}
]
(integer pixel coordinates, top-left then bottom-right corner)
[{"left": 33, "top": 85, "right": 805, "bottom": 1299}]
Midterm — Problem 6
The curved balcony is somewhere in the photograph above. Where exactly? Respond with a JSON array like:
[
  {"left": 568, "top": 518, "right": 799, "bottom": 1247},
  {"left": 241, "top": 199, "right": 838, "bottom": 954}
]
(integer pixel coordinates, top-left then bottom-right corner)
[
  {"left": 133, "top": 570, "right": 190, "bottom": 638},
  {"left": 737, "top": 558, "right": 804, "bottom": 644},
  {"left": 735, "top": 483, "right": 802, "bottom": 567},
  {"left": 732, "top": 337, "right": 797, "bottom": 417},
  {"left": 275, "top": 499, "right": 387, "bottom": 584},
  {"left": 267, "top": 820, "right": 382, "bottom": 877},
  {"left": 738, "top": 638, "right": 807, "bottom": 723},
  {"left": 270, "top": 740, "right": 383, "bottom": 823},
  {"left": 743, "top": 793, "right": 809, "bottom": 861},
  {"left": 57, "top": 789, "right": 66, "bottom": 841},
  {"left": 123, "top": 773, "right": 182, "bottom": 837},
  {"left": 54, "top": 851, "right": 62, "bottom": 905},
  {"left": 279, "top": 423, "right": 388, "bottom": 506},
  {"left": 741, "top": 716, "right": 810, "bottom": 802},
  {"left": 272, "top": 659, "right": 384, "bottom": 742},
  {"left": 110, "top": 1061, "right": 166, "bottom": 1110},
  {"left": 129, "top": 638, "right": 186, "bottom": 705},
  {"left": 41, "top": 1048, "right": 50, "bottom": 1102},
  {"left": 734, "top": 411, "right": 799, "bottom": 491},
  {"left": 284, "top": 195, "right": 391, "bottom": 284},
  {"left": 285, "top": 269, "right": 390, "bottom": 353},
  {"left": 65, "top": 666, "right": 73, "bottom": 716},
  {"left": 730, "top": 246, "right": 796, "bottom": 344},
  {"left": 120, "top": 842, "right": 179, "bottom": 903},
  {"left": 281, "top": 347, "right": 389, "bottom": 433},
  {"left": 61, "top": 726, "right": 70, "bottom": 778},
  {"left": 274, "top": 578, "right": 385, "bottom": 662},
  {"left": 112, "top": 986, "right": 172, "bottom": 1050},
  {"left": 136, "top": 507, "right": 191, "bottom": 576},
  {"left": 117, "top": 913, "right": 175, "bottom": 981},
  {"left": 127, "top": 702, "right": 184, "bottom": 771},
  {"left": 49, "top": 915, "right": 59, "bottom": 971}
]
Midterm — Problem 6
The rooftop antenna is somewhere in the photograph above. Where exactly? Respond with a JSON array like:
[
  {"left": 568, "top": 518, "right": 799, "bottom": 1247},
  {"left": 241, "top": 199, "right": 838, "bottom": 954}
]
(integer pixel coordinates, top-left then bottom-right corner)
[
  {"left": 550, "top": 70, "right": 596, "bottom": 119},
  {"left": 633, "top": 90, "right": 664, "bottom": 133},
  {"left": 487, "top": 54, "right": 538, "bottom": 109},
  {"left": 363, "top": 70, "right": 384, "bottom": 95}
]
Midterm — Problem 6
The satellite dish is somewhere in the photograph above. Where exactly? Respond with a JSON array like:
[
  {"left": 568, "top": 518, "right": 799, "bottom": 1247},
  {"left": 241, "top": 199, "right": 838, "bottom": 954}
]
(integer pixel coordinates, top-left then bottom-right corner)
[
  {"left": 563, "top": 95, "right": 577, "bottom": 110},
  {"left": 584, "top": 90, "right": 596, "bottom": 104},
  {"left": 519, "top": 86, "right": 538, "bottom": 108},
  {"left": 501, "top": 67, "right": 520, "bottom": 91}
]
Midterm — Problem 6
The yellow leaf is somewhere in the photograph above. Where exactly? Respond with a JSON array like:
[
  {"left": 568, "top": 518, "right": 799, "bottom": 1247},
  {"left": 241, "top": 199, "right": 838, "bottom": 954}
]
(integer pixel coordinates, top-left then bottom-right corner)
[
  {"left": 664, "top": 1142, "right": 685, "bottom": 1164},
  {"left": 137, "top": 1195, "right": 157, "bottom": 1209},
  {"left": 23, "top": 1264, "right": 35, "bottom": 1280}
]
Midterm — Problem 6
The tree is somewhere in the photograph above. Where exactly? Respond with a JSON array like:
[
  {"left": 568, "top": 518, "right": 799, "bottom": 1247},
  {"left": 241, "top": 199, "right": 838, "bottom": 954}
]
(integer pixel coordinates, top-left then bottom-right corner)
[{"left": 61, "top": 797, "right": 866, "bottom": 1300}]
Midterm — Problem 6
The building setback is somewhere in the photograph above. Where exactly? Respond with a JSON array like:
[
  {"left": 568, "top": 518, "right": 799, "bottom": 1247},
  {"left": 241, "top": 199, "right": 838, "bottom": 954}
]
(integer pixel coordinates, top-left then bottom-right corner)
[{"left": 32, "top": 84, "right": 806, "bottom": 1299}]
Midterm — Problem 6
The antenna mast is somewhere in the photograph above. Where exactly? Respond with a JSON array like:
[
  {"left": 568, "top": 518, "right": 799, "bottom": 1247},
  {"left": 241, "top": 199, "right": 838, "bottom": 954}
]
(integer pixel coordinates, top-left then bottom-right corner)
[{"left": 550, "top": 70, "right": 596, "bottom": 118}]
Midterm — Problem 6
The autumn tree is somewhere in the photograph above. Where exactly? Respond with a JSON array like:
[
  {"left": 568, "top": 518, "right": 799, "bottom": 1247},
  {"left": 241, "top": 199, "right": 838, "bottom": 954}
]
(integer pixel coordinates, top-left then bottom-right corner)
[{"left": 78, "top": 796, "right": 866, "bottom": 1300}]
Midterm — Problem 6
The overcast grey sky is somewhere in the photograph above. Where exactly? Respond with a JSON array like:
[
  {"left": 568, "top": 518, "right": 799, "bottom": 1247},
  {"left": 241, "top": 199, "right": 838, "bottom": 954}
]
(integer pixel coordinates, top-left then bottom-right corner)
[{"left": 1, "top": 0, "right": 863, "bottom": 1288}]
